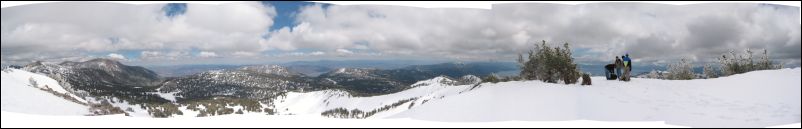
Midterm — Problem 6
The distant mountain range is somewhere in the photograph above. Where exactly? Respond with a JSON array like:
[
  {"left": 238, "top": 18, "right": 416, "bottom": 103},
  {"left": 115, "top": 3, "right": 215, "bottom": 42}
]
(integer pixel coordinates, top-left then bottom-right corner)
[
  {"left": 145, "top": 60, "right": 519, "bottom": 77},
  {"left": 18, "top": 58, "right": 516, "bottom": 104}
]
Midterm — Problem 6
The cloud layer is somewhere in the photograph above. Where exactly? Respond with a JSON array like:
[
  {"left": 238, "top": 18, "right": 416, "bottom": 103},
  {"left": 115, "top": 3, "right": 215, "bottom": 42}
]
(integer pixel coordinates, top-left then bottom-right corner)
[
  {"left": 2, "top": 2, "right": 800, "bottom": 66},
  {"left": 2, "top": 2, "right": 275, "bottom": 64}
]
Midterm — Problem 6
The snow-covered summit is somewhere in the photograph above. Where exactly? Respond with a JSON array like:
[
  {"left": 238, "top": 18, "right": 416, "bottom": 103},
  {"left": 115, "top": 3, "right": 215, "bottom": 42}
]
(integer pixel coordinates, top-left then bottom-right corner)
[
  {"left": 457, "top": 75, "right": 482, "bottom": 85},
  {"left": 409, "top": 75, "right": 482, "bottom": 87},
  {"left": 21, "top": 61, "right": 69, "bottom": 75},
  {"left": 410, "top": 76, "right": 459, "bottom": 87},
  {"left": 60, "top": 58, "right": 124, "bottom": 72}
]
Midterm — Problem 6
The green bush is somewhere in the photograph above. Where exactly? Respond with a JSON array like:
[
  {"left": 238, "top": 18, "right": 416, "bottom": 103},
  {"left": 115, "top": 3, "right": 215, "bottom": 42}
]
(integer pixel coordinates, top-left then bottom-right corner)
[
  {"left": 482, "top": 74, "right": 500, "bottom": 83},
  {"left": 518, "top": 40, "right": 580, "bottom": 84}
]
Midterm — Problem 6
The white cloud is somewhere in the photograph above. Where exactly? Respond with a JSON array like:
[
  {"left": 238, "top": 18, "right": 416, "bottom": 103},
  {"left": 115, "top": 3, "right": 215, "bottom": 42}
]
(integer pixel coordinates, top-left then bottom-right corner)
[
  {"left": 262, "top": 4, "right": 498, "bottom": 59},
  {"left": 310, "top": 51, "right": 325, "bottom": 56},
  {"left": 139, "top": 51, "right": 191, "bottom": 61},
  {"left": 2, "top": 2, "right": 799, "bottom": 66},
  {"left": 262, "top": 3, "right": 799, "bottom": 64},
  {"left": 2, "top": 2, "right": 276, "bottom": 63},
  {"left": 267, "top": 51, "right": 329, "bottom": 57},
  {"left": 106, "top": 53, "right": 126, "bottom": 60},
  {"left": 336, "top": 49, "right": 354, "bottom": 55},
  {"left": 231, "top": 51, "right": 259, "bottom": 57},
  {"left": 198, "top": 51, "right": 218, "bottom": 58},
  {"left": 491, "top": 3, "right": 800, "bottom": 64}
]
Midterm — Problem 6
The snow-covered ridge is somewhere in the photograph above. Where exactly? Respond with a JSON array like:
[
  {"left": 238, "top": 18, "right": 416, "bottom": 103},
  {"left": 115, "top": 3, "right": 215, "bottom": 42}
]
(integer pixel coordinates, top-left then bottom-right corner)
[
  {"left": 22, "top": 58, "right": 162, "bottom": 89},
  {"left": 410, "top": 76, "right": 456, "bottom": 87},
  {"left": 410, "top": 75, "right": 482, "bottom": 88},
  {"left": 274, "top": 75, "right": 482, "bottom": 118},
  {"left": 1, "top": 69, "right": 86, "bottom": 103},
  {"left": 1, "top": 68, "right": 90, "bottom": 115},
  {"left": 21, "top": 61, "right": 73, "bottom": 77},
  {"left": 60, "top": 58, "right": 124, "bottom": 72}
]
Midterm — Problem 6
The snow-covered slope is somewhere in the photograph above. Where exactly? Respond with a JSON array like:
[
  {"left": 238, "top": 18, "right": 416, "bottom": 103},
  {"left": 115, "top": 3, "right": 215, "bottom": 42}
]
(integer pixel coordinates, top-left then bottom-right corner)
[
  {"left": 274, "top": 76, "right": 477, "bottom": 118},
  {"left": 276, "top": 68, "right": 801, "bottom": 127},
  {"left": 2, "top": 64, "right": 799, "bottom": 127},
  {"left": 1, "top": 68, "right": 90, "bottom": 115},
  {"left": 1, "top": 111, "right": 695, "bottom": 128}
]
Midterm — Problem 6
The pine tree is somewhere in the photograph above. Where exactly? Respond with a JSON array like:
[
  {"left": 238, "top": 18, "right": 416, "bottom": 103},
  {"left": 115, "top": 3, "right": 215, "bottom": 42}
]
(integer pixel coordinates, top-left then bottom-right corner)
[
  {"left": 483, "top": 73, "right": 500, "bottom": 83},
  {"left": 517, "top": 40, "right": 580, "bottom": 84}
]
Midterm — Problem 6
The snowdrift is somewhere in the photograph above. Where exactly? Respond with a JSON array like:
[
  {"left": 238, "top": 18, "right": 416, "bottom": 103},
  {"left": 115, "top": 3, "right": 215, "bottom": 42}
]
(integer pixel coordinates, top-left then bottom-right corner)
[{"left": 277, "top": 68, "right": 801, "bottom": 127}]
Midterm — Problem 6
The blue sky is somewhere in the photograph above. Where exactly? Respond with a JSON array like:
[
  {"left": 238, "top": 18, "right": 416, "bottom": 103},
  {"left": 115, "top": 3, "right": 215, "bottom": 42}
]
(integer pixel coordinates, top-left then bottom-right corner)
[
  {"left": 162, "top": 3, "right": 187, "bottom": 19},
  {"left": 261, "top": 1, "right": 330, "bottom": 31}
]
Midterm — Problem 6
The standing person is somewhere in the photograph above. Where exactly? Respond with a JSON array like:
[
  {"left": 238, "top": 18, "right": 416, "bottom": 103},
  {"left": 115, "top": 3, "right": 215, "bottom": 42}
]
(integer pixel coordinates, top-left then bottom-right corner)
[
  {"left": 614, "top": 56, "right": 623, "bottom": 80},
  {"left": 622, "top": 54, "right": 632, "bottom": 81}
]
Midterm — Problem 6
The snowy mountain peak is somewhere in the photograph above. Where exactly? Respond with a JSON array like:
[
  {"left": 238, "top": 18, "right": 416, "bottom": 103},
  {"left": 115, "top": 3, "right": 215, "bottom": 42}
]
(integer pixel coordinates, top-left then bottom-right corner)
[
  {"left": 458, "top": 75, "right": 482, "bottom": 85},
  {"left": 22, "top": 58, "right": 162, "bottom": 90},
  {"left": 59, "top": 58, "right": 125, "bottom": 72},
  {"left": 410, "top": 75, "right": 482, "bottom": 88},
  {"left": 22, "top": 61, "right": 68, "bottom": 75},
  {"left": 410, "top": 76, "right": 458, "bottom": 87}
]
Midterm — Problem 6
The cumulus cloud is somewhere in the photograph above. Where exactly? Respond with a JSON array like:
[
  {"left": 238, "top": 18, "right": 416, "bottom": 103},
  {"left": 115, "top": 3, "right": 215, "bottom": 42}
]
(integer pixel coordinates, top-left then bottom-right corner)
[
  {"left": 266, "top": 51, "right": 328, "bottom": 57},
  {"left": 262, "top": 4, "right": 497, "bottom": 60},
  {"left": 335, "top": 49, "right": 354, "bottom": 55},
  {"left": 1, "top": 2, "right": 276, "bottom": 64},
  {"left": 1, "top": 2, "right": 799, "bottom": 66},
  {"left": 139, "top": 51, "right": 191, "bottom": 61},
  {"left": 107, "top": 53, "right": 126, "bottom": 60},
  {"left": 310, "top": 51, "right": 326, "bottom": 56},
  {"left": 197, "top": 51, "right": 218, "bottom": 58},
  {"left": 259, "top": 3, "right": 799, "bottom": 65},
  {"left": 491, "top": 3, "right": 800, "bottom": 64}
]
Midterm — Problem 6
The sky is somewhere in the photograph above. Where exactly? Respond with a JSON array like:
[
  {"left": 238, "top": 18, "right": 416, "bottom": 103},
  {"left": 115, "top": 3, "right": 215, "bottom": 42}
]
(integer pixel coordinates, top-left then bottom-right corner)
[{"left": 1, "top": 1, "right": 800, "bottom": 67}]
